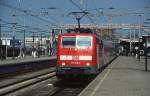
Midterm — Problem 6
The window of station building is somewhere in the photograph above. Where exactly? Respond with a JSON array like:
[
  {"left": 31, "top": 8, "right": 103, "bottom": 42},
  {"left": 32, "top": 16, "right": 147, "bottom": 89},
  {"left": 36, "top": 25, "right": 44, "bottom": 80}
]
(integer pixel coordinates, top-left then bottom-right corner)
[
  {"left": 62, "top": 36, "right": 76, "bottom": 48},
  {"left": 77, "top": 36, "right": 92, "bottom": 48}
]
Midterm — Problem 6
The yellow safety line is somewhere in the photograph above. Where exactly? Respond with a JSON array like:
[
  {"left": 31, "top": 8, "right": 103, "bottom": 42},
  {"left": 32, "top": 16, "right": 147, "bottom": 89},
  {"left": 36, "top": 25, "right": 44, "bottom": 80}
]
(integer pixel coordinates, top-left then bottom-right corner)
[{"left": 90, "top": 62, "right": 116, "bottom": 96}]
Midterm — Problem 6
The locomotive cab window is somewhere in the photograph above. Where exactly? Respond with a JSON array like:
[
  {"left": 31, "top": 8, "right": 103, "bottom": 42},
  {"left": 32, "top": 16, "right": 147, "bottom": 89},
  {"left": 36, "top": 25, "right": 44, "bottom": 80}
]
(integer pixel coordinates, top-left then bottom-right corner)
[
  {"left": 77, "top": 36, "right": 92, "bottom": 48},
  {"left": 62, "top": 36, "right": 76, "bottom": 48}
]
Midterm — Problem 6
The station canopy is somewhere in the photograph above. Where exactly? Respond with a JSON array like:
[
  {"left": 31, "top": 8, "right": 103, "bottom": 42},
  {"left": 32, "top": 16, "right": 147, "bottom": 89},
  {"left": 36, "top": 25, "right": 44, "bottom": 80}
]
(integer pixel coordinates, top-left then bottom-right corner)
[{"left": 119, "top": 39, "right": 139, "bottom": 43}]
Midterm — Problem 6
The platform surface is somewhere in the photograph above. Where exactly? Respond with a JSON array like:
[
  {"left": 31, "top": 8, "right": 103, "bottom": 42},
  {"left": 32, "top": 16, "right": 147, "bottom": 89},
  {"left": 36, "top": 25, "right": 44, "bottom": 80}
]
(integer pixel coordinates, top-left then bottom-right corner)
[
  {"left": 0, "top": 56, "right": 56, "bottom": 65},
  {"left": 79, "top": 56, "right": 150, "bottom": 96}
]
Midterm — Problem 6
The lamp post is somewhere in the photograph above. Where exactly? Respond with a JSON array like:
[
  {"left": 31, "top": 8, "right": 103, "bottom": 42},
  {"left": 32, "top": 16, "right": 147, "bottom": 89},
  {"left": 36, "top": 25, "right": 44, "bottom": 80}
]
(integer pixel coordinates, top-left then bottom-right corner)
[
  {"left": 0, "top": 18, "right": 2, "bottom": 60},
  {"left": 138, "top": 37, "right": 142, "bottom": 60},
  {"left": 23, "top": 29, "right": 26, "bottom": 57},
  {"left": 130, "top": 29, "right": 132, "bottom": 53},
  {"left": 41, "top": 32, "right": 43, "bottom": 56},
  {"left": 23, "top": 10, "right": 27, "bottom": 58},
  {"left": 145, "top": 37, "right": 147, "bottom": 71},
  {"left": 142, "top": 36, "right": 148, "bottom": 71},
  {"left": 142, "top": 23, "right": 150, "bottom": 71},
  {"left": 32, "top": 32, "right": 35, "bottom": 58},
  {"left": 38, "top": 35, "right": 40, "bottom": 58},
  {"left": 0, "top": 19, "right": 1, "bottom": 44},
  {"left": 12, "top": 14, "right": 17, "bottom": 60},
  {"left": 138, "top": 14, "right": 142, "bottom": 39}
]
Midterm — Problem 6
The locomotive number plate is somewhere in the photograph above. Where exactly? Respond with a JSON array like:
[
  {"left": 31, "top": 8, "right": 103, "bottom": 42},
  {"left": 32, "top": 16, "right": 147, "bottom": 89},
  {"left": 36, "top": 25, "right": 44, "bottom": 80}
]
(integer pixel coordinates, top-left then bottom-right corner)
[{"left": 72, "top": 56, "right": 79, "bottom": 60}]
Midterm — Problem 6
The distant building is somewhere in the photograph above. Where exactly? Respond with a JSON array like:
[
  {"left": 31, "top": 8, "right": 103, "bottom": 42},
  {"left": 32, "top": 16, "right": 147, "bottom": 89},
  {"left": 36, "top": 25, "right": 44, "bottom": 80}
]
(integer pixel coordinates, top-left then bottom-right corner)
[{"left": 1, "top": 37, "right": 21, "bottom": 46}]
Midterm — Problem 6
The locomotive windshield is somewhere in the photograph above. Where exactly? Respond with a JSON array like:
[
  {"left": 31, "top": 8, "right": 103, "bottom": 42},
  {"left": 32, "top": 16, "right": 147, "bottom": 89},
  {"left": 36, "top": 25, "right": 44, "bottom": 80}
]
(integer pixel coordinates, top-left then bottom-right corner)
[
  {"left": 62, "top": 37, "right": 76, "bottom": 48},
  {"left": 62, "top": 36, "right": 92, "bottom": 48},
  {"left": 77, "top": 36, "right": 92, "bottom": 48}
]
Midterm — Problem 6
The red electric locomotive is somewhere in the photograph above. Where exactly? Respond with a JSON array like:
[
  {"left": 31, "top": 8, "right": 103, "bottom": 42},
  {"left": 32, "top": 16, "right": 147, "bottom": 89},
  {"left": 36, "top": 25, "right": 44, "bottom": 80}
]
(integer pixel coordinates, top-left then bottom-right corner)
[{"left": 56, "top": 32, "right": 115, "bottom": 78}]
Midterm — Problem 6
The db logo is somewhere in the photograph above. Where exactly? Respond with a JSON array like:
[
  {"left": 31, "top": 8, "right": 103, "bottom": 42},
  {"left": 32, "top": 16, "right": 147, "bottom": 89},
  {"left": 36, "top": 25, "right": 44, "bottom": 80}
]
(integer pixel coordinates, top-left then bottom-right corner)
[{"left": 73, "top": 56, "right": 79, "bottom": 60}]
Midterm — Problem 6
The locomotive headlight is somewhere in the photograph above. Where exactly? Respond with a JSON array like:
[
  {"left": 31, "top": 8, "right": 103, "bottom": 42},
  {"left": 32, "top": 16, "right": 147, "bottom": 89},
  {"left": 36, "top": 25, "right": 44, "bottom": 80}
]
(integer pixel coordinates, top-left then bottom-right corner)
[
  {"left": 62, "top": 62, "right": 66, "bottom": 66},
  {"left": 74, "top": 48, "right": 77, "bottom": 51},
  {"left": 86, "top": 62, "right": 90, "bottom": 66}
]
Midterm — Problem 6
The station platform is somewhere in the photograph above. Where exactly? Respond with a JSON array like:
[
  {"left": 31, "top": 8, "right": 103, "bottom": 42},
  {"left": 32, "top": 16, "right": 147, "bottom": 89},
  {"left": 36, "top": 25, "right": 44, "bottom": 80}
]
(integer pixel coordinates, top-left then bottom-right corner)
[
  {"left": 79, "top": 56, "right": 150, "bottom": 96},
  {"left": 0, "top": 56, "right": 56, "bottom": 65}
]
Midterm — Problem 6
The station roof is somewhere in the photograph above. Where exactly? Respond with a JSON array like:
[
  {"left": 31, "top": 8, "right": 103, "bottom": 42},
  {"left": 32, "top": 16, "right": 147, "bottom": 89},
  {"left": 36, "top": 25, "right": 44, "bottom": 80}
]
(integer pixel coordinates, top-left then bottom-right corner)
[{"left": 119, "top": 39, "right": 139, "bottom": 43}]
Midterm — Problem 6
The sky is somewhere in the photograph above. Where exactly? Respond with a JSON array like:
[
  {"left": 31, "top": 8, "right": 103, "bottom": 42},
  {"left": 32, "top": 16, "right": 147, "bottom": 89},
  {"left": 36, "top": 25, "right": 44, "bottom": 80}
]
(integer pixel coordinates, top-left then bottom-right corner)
[{"left": 0, "top": 0, "right": 150, "bottom": 38}]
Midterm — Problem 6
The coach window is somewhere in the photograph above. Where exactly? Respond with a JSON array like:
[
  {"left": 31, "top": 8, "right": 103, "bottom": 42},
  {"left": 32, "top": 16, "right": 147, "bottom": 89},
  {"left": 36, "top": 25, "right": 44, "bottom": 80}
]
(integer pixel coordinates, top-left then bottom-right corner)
[
  {"left": 62, "top": 37, "right": 76, "bottom": 48},
  {"left": 77, "top": 36, "right": 92, "bottom": 48}
]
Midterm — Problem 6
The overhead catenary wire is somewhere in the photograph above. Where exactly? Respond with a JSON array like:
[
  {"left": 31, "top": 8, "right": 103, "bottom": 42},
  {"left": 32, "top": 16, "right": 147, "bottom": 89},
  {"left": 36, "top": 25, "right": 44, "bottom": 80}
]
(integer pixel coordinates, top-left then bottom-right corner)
[
  {"left": 68, "top": 0, "right": 96, "bottom": 25},
  {"left": 1, "top": 19, "right": 49, "bottom": 32},
  {"left": 0, "top": 2, "right": 60, "bottom": 27},
  {"left": 0, "top": 19, "right": 51, "bottom": 37}
]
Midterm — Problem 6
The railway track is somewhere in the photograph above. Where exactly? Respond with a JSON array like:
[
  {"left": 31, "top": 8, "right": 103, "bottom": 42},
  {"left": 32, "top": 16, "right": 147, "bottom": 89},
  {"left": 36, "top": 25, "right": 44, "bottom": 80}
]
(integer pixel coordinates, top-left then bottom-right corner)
[
  {"left": 50, "top": 79, "right": 92, "bottom": 96},
  {"left": 0, "top": 68, "right": 56, "bottom": 95},
  {"left": 7, "top": 77, "right": 92, "bottom": 96},
  {"left": 2, "top": 72, "right": 94, "bottom": 96}
]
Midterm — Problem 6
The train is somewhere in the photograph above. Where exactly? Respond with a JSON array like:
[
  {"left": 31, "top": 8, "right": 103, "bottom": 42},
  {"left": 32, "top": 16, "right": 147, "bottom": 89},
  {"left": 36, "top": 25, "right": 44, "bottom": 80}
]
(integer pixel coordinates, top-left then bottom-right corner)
[
  {"left": 0, "top": 39, "right": 21, "bottom": 59},
  {"left": 56, "top": 31, "right": 117, "bottom": 79},
  {"left": 0, "top": 45, "right": 20, "bottom": 59}
]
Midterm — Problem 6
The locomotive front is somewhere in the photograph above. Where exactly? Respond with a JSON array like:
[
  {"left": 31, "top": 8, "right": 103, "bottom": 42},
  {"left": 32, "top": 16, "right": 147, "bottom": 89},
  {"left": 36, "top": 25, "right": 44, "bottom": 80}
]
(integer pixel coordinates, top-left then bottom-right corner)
[{"left": 56, "top": 33, "right": 98, "bottom": 77}]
